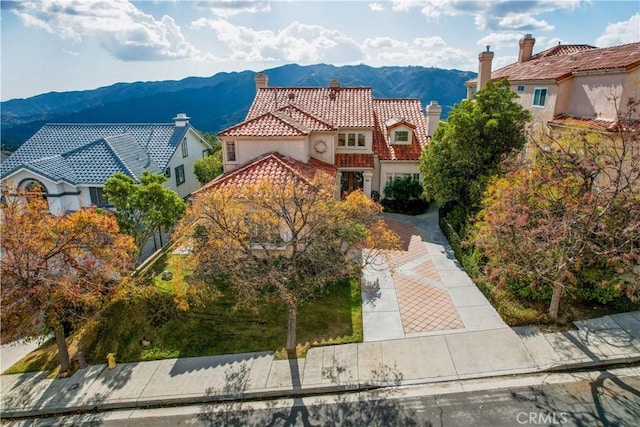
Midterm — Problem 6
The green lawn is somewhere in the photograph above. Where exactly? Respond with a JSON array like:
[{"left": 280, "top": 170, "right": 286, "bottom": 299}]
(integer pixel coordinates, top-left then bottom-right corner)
[{"left": 4, "top": 253, "right": 363, "bottom": 375}]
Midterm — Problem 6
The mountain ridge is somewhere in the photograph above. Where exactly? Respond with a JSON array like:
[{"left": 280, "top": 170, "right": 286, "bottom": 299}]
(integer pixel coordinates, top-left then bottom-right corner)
[{"left": 1, "top": 63, "right": 475, "bottom": 152}]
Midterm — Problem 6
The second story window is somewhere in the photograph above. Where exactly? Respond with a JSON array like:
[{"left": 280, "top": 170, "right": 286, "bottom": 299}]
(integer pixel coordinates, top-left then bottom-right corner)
[
  {"left": 533, "top": 88, "right": 547, "bottom": 107},
  {"left": 393, "top": 130, "right": 409, "bottom": 144},
  {"left": 175, "top": 165, "right": 185, "bottom": 186},
  {"left": 181, "top": 138, "right": 188, "bottom": 157},
  {"left": 338, "top": 132, "right": 366, "bottom": 148},
  {"left": 226, "top": 141, "right": 237, "bottom": 162}
]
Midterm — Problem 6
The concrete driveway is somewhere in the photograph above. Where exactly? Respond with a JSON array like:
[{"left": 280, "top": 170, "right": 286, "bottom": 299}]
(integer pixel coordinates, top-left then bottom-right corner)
[{"left": 362, "top": 205, "right": 507, "bottom": 341}]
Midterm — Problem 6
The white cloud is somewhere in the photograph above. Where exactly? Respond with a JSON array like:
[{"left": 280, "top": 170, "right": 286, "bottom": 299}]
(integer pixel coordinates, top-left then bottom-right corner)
[
  {"left": 363, "top": 35, "right": 475, "bottom": 70},
  {"left": 195, "top": 0, "right": 271, "bottom": 18},
  {"left": 9, "top": 0, "right": 206, "bottom": 61},
  {"left": 368, "top": 2, "right": 385, "bottom": 12},
  {"left": 596, "top": 13, "right": 640, "bottom": 47},
  {"left": 192, "top": 18, "right": 365, "bottom": 64},
  {"left": 496, "top": 14, "right": 554, "bottom": 31},
  {"left": 476, "top": 32, "right": 523, "bottom": 50},
  {"left": 388, "top": 0, "right": 579, "bottom": 31}
]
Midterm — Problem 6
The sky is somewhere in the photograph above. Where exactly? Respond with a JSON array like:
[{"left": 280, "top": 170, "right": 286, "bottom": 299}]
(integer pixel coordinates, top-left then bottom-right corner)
[{"left": 1, "top": 0, "right": 639, "bottom": 101}]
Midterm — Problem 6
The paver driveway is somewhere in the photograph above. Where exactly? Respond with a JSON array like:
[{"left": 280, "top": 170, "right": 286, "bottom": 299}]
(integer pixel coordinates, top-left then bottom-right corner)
[{"left": 361, "top": 205, "right": 507, "bottom": 341}]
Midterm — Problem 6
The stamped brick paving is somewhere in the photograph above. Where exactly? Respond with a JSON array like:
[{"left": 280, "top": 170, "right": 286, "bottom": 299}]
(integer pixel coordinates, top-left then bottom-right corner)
[{"left": 384, "top": 219, "right": 464, "bottom": 334}]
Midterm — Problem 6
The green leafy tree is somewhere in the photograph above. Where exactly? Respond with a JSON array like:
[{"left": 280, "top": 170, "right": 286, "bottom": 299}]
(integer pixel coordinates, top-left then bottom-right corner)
[
  {"left": 175, "top": 177, "right": 399, "bottom": 353},
  {"left": 193, "top": 152, "right": 224, "bottom": 184},
  {"left": 420, "top": 79, "right": 531, "bottom": 212},
  {"left": 104, "top": 171, "right": 186, "bottom": 262}
]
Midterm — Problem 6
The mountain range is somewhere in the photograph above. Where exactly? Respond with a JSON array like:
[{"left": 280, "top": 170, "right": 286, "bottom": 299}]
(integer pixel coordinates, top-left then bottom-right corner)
[{"left": 1, "top": 63, "right": 475, "bottom": 153}]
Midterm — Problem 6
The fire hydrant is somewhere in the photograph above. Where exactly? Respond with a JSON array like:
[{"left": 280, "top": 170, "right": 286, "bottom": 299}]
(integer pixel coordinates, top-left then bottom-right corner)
[{"left": 107, "top": 353, "right": 116, "bottom": 369}]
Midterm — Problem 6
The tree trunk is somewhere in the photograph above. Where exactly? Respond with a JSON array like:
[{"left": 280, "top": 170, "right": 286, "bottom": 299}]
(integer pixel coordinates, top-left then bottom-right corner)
[
  {"left": 54, "top": 327, "right": 71, "bottom": 373},
  {"left": 286, "top": 304, "right": 297, "bottom": 352},
  {"left": 548, "top": 282, "right": 563, "bottom": 320}
]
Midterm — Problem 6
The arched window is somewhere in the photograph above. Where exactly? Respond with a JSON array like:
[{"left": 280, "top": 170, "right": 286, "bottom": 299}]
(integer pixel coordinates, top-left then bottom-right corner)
[{"left": 19, "top": 179, "right": 48, "bottom": 200}]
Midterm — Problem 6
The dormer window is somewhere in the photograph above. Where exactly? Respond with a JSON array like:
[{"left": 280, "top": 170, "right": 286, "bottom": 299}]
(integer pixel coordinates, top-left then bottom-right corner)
[{"left": 394, "top": 131, "right": 409, "bottom": 143}]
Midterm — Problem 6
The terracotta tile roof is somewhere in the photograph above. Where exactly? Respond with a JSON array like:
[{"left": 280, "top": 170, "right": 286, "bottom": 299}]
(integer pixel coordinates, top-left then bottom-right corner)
[
  {"left": 247, "top": 87, "right": 375, "bottom": 128},
  {"left": 531, "top": 44, "right": 596, "bottom": 58},
  {"left": 195, "top": 152, "right": 336, "bottom": 193},
  {"left": 218, "top": 111, "right": 310, "bottom": 137},
  {"left": 468, "top": 42, "right": 640, "bottom": 83},
  {"left": 335, "top": 153, "right": 375, "bottom": 168},
  {"left": 548, "top": 115, "right": 623, "bottom": 133},
  {"left": 219, "top": 103, "right": 336, "bottom": 137},
  {"left": 372, "top": 99, "right": 429, "bottom": 161}
]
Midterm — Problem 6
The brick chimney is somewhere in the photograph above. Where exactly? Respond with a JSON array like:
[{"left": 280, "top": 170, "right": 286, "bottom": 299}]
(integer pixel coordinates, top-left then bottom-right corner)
[
  {"left": 173, "top": 113, "right": 190, "bottom": 127},
  {"left": 425, "top": 101, "right": 442, "bottom": 137},
  {"left": 328, "top": 77, "right": 341, "bottom": 88},
  {"left": 518, "top": 34, "right": 535, "bottom": 63},
  {"left": 254, "top": 72, "right": 268, "bottom": 90},
  {"left": 478, "top": 45, "right": 494, "bottom": 91}
]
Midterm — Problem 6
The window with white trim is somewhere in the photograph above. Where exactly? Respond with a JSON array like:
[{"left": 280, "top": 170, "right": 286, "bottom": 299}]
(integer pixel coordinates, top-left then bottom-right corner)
[
  {"left": 338, "top": 132, "right": 366, "bottom": 148},
  {"left": 226, "top": 141, "right": 237, "bottom": 162},
  {"left": 533, "top": 88, "right": 547, "bottom": 107},
  {"left": 394, "top": 130, "right": 409, "bottom": 143}
]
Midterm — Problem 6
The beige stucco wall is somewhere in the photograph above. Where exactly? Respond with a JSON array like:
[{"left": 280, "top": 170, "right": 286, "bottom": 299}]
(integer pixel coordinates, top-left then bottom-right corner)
[
  {"left": 511, "top": 82, "right": 559, "bottom": 126},
  {"left": 225, "top": 137, "right": 309, "bottom": 171},
  {"left": 378, "top": 161, "right": 421, "bottom": 198},
  {"left": 308, "top": 132, "right": 336, "bottom": 164},
  {"left": 562, "top": 72, "right": 628, "bottom": 120}
]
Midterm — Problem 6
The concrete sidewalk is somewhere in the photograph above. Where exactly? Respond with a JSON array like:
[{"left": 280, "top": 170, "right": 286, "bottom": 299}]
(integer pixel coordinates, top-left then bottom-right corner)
[{"left": 2, "top": 311, "right": 640, "bottom": 419}]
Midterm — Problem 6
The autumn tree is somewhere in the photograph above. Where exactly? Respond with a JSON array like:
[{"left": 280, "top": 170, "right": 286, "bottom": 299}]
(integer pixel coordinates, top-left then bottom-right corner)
[
  {"left": 175, "top": 177, "right": 399, "bottom": 353},
  {"left": 470, "top": 115, "right": 640, "bottom": 319},
  {"left": 0, "top": 189, "right": 135, "bottom": 372},
  {"left": 420, "top": 79, "right": 531, "bottom": 214},
  {"left": 103, "top": 170, "right": 186, "bottom": 262}
]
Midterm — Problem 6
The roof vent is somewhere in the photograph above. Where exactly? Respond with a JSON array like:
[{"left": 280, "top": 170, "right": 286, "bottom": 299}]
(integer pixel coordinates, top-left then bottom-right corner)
[
  {"left": 329, "top": 92, "right": 336, "bottom": 100},
  {"left": 288, "top": 92, "right": 295, "bottom": 101},
  {"left": 173, "top": 113, "right": 190, "bottom": 127}
]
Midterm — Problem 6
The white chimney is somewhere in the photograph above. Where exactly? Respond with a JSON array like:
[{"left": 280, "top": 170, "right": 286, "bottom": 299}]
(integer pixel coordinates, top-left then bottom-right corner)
[
  {"left": 518, "top": 34, "right": 536, "bottom": 63},
  {"left": 328, "top": 78, "right": 341, "bottom": 88},
  {"left": 173, "top": 113, "right": 190, "bottom": 127},
  {"left": 425, "top": 101, "right": 442, "bottom": 137},
  {"left": 477, "top": 45, "right": 494, "bottom": 91}
]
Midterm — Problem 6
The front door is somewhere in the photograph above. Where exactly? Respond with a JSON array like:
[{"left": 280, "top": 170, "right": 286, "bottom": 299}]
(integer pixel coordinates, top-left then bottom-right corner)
[{"left": 340, "top": 171, "right": 364, "bottom": 197}]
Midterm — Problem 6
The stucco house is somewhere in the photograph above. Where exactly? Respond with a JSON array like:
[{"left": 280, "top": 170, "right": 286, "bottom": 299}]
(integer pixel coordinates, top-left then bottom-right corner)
[
  {"left": 0, "top": 113, "right": 211, "bottom": 215},
  {"left": 214, "top": 74, "right": 442, "bottom": 199},
  {"left": 465, "top": 36, "right": 640, "bottom": 133}
]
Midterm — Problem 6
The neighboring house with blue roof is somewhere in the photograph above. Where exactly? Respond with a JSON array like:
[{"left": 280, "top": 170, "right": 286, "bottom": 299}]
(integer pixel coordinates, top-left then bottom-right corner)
[{"left": 1, "top": 113, "right": 211, "bottom": 215}]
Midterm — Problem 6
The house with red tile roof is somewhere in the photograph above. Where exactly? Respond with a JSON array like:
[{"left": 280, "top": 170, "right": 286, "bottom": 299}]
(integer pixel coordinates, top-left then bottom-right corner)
[
  {"left": 214, "top": 74, "right": 442, "bottom": 198},
  {"left": 465, "top": 35, "right": 640, "bottom": 133}
]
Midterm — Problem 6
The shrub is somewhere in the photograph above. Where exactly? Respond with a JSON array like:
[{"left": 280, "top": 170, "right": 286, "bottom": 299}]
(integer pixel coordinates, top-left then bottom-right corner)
[{"left": 381, "top": 177, "right": 429, "bottom": 215}]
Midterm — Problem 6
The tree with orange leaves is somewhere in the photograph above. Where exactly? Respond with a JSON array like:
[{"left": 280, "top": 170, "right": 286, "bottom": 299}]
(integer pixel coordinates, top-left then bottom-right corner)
[
  {"left": 1, "top": 189, "right": 135, "bottom": 373},
  {"left": 175, "top": 176, "right": 399, "bottom": 353}
]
